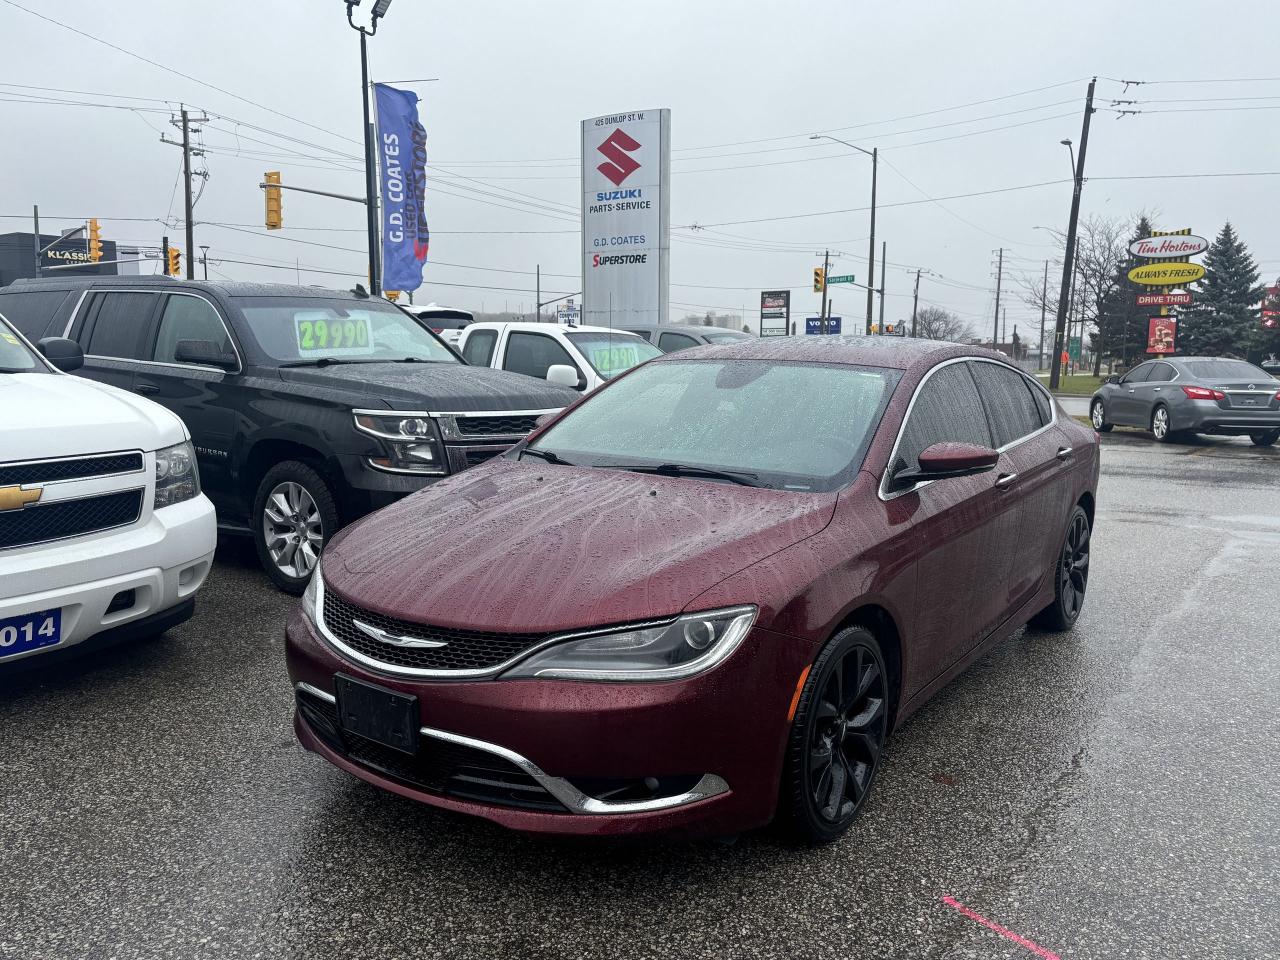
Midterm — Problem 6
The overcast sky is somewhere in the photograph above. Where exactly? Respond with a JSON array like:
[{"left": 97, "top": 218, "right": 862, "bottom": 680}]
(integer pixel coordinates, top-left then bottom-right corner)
[{"left": 3, "top": 0, "right": 1278, "bottom": 336}]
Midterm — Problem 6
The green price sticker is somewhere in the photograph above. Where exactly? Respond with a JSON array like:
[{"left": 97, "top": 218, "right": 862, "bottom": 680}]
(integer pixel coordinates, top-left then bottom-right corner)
[
  {"left": 590, "top": 345, "right": 640, "bottom": 375},
  {"left": 294, "top": 314, "right": 374, "bottom": 357}
]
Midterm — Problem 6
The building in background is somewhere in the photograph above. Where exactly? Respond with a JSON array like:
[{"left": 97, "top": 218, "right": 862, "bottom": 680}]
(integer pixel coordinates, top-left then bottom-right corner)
[{"left": 0, "top": 232, "right": 118, "bottom": 287}]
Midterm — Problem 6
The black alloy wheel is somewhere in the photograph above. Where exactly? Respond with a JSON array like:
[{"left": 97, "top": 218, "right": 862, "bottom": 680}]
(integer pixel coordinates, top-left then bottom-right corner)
[
  {"left": 781, "top": 626, "right": 889, "bottom": 844},
  {"left": 1031, "top": 505, "right": 1091, "bottom": 631},
  {"left": 1250, "top": 429, "right": 1279, "bottom": 447},
  {"left": 1090, "top": 399, "right": 1112, "bottom": 432}
]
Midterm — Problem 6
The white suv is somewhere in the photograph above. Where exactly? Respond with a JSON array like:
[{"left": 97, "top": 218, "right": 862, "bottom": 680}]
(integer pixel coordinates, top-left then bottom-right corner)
[
  {"left": 0, "top": 315, "right": 216, "bottom": 667},
  {"left": 458, "top": 322, "right": 661, "bottom": 393}
]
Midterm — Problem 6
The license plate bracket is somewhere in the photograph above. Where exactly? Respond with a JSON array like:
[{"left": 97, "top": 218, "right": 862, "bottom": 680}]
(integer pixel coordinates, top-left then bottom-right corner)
[{"left": 335, "top": 674, "right": 420, "bottom": 754}]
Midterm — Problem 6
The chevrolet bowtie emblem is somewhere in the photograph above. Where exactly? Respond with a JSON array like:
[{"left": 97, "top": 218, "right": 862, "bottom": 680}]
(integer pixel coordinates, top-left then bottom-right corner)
[{"left": 0, "top": 485, "right": 42, "bottom": 512}]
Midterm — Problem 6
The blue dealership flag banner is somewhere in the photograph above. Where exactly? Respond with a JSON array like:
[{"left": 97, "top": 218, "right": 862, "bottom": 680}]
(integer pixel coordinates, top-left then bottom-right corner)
[{"left": 374, "top": 83, "right": 429, "bottom": 291}]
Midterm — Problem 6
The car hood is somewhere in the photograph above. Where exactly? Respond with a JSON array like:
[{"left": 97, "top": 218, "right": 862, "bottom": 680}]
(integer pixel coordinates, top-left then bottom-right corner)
[
  {"left": 322, "top": 458, "right": 837, "bottom": 633},
  {"left": 0, "top": 373, "right": 186, "bottom": 461},
  {"left": 276, "top": 361, "right": 579, "bottom": 411}
]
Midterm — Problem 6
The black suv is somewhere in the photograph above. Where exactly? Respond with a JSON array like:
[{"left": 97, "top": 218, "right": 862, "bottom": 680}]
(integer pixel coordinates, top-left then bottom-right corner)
[{"left": 0, "top": 277, "right": 578, "bottom": 592}]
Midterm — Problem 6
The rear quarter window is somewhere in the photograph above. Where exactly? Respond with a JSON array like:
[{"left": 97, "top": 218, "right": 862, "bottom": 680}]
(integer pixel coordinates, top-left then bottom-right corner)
[{"left": 0, "top": 289, "right": 72, "bottom": 339}]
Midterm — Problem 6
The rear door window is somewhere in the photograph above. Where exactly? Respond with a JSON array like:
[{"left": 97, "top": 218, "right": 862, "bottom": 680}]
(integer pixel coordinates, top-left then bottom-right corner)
[
  {"left": 969, "top": 361, "right": 1042, "bottom": 448},
  {"left": 658, "top": 331, "right": 700, "bottom": 352},
  {"left": 462, "top": 329, "right": 497, "bottom": 366},
  {"left": 1024, "top": 376, "right": 1053, "bottom": 427},
  {"left": 1146, "top": 362, "right": 1176, "bottom": 382},
  {"left": 895, "top": 362, "right": 993, "bottom": 474},
  {"left": 0, "top": 290, "right": 71, "bottom": 339},
  {"left": 502, "top": 331, "right": 580, "bottom": 381},
  {"left": 83, "top": 292, "right": 159, "bottom": 360}
]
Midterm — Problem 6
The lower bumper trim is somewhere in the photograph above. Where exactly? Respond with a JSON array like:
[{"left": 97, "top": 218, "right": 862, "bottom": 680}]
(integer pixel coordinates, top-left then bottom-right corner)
[{"left": 296, "top": 682, "right": 729, "bottom": 815}]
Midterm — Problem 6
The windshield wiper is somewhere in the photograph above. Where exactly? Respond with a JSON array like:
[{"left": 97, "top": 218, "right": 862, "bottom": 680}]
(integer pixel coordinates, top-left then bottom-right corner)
[
  {"left": 612, "top": 463, "right": 761, "bottom": 487},
  {"left": 519, "top": 447, "right": 574, "bottom": 466},
  {"left": 278, "top": 357, "right": 370, "bottom": 367}
]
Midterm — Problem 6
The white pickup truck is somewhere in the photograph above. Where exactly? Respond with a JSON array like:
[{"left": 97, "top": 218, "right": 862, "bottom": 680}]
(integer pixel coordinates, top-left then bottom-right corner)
[{"left": 0, "top": 314, "right": 216, "bottom": 667}]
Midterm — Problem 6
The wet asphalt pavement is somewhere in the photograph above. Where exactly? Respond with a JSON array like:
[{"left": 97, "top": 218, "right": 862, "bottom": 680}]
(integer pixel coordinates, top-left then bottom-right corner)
[{"left": 2, "top": 430, "right": 1278, "bottom": 960}]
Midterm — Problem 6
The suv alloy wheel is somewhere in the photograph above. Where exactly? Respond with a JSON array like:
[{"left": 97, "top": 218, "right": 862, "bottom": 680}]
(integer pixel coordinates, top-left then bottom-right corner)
[{"left": 252, "top": 461, "right": 339, "bottom": 594}]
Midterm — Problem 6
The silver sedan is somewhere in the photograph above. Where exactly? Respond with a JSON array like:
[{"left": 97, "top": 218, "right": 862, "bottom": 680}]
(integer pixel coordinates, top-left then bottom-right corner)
[{"left": 1090, "top": 356, "right": 1280, "bottom": 446}]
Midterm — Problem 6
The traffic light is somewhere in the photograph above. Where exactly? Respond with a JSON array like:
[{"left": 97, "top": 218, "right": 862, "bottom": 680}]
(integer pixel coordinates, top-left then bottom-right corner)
[
  {"left": 886, "top": 323, "right": 895, "bottom": 335},
  {"left": 813, "top": 267, "right": 825, "bottom": 293},
  {"left": 264, "top": 170, "right": 283, "bottom": 230},
  {"left": 870, "top": 323, "right": 879, "bottom": 334},
  {"left": 167, "top": 247, "right": 181, "bottom": 276},
  {"left": 88, "top": 218, "right": 102, "bottom": 263},
  {"left": 385, "top": 290, "right": 400, "bottom": 302}
]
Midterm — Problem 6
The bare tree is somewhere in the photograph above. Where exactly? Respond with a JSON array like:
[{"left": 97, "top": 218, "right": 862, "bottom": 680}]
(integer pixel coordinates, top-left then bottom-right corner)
[{"left": 913, "top": 305, "right": 974, "bottom": 342}]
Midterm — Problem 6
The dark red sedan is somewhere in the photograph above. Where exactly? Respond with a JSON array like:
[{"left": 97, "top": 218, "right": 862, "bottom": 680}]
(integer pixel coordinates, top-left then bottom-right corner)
[{"left": 285, "top": 337, "right": 1099, "bottom": 843}]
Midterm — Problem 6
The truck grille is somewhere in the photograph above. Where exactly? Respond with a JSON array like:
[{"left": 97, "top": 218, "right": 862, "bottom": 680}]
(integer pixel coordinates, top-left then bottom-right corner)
[
  {"left": 0, "top": 451, "right": 144, "bottom": 487},
  {"left": 295, "top": 687, "right": 565, "bottom": 811},
  {"left": 320, "top": 587, "right": 549, "bottom": 673},
  {"left": 454, "top": 415, "right": 540, "bottom": 437},
  {"left": 0, "top": 489, "right": 144, "bottom": 550}
]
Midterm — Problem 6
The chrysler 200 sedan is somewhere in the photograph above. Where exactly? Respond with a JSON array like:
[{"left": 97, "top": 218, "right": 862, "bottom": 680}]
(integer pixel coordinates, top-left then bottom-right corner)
[{"left": 285, "top": 337, "right": 1099, "bottom": 843}]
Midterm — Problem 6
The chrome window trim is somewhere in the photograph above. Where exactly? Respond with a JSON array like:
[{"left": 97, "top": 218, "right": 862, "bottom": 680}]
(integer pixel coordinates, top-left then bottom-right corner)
[
  {"left": 66, "top": 288, "right": 244, "bottom": 374},
  {"left": 0, "top": 449, "right": 145, "bottom": 485},
  {"left": 878, "top": 356, "right": 1057, "bottom": 502},
  {"left": 293, "top": 681, "right": 729, "bottom": 815},
  {"left": 308, "top": 571, "right": 675, "bottom": 679}
]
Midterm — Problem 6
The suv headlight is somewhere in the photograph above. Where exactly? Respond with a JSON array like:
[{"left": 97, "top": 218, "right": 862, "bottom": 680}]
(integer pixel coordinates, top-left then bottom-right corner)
[
  {"left": 501, "top": 606, "right": 756, "bottom": 682},
  {"left": 153, "top": 441, "right": 200, "bottom": 509},
  {"left": 353, "top": 412, "right": 447, "bottom": 475}
]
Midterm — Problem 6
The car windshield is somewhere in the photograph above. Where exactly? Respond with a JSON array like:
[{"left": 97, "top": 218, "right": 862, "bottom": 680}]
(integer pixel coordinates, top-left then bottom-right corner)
[
  {"left": 566, "top": 331, "right": 662, "bottom": 379},
  {"left": 1180, "top": 358, "right": 1275, "bottom": 381},
  {"left": 0, "top": 316, "right": 44, "bottom": 373},
  {"left": 527, "top": 359, "right": 900, "bottom": 491},
  {"left": 234, "top": 297, "right": 460, "bottom": 364}
]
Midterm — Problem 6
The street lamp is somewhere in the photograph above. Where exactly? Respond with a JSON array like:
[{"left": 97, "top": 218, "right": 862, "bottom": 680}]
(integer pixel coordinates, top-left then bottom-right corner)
[
  {"left": 344, "top": 0, "right": 394, "bottom": 295},
  {"left": 810, "top": 134, "right": 878, "bottom": 336},
  {"left": 1060, "top": 138, "right": 1077, "bottom": 180}
]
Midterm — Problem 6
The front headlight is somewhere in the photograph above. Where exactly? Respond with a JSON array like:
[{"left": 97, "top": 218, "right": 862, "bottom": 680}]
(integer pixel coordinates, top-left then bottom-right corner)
[
  {"left": 501, "top": 606, "right": 756, "bottom": 682},
  {"left": 353, "top": 411, "right": 447, "bottom": 475},
  {"left": 301, "top": 565, "right": 323, "bottom": 624},
  {"left": 153, "top": 441, "right": 200, "bottom": 509}
]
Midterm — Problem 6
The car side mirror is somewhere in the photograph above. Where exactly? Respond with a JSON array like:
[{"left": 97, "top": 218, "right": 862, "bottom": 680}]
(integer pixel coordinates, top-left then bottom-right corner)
[
  {"left": 36, "top": 337, "right": 84, "bottom": 372},
  {"left": 1105, "top": 374, "right": 1120, "bottom": 385},
  {"left": 174, "top": 339, "right": 237, "bottom": 370},
  {"left": 891, "top": 442, "right": 999, "bottom": 490},
  {"left": 546, "top": 364, "right": 582, "bottom": 389}
]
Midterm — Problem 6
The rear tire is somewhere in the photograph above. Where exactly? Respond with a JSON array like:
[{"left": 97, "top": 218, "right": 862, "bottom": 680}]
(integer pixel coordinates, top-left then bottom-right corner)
[
  {"left": 252, "top": 460, "right": 339, "bottom": 594},
  {"left": 1250, "top": 429, "right": 1279, "bottom": 447},
  {"left": 780, "top": 627, "right": 889, "bottom": 845},
  {"left": 1151, "top": 404, "right": 1177, "bottom": 443},
  {"left": 1089, "top": 399, "right": 1112, "bottom": 432},
  {"left": 1030, "top": 505, "right": 1091, "bottom": 632}
]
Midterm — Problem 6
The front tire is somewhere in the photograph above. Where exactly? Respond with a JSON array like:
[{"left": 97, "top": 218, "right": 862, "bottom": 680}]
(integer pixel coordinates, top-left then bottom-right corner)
[
  {"left": 1090, "top": 399, "right": 1112, "bottom": 432},
  {"left": 252, "top": 460, "right": 339, "bottom": 594},
  {"left": 780, "top": 627, "right": 889, "bottom": 845},
  {"left": 1151, "top": 404, "right": 1177, "bottom": 443},
  {"left": 1030, "top": 505, "right": 1091, "bottom": 632},
  {"left": 1250, "top": 429, "right": 1279, "bottom": 447}
]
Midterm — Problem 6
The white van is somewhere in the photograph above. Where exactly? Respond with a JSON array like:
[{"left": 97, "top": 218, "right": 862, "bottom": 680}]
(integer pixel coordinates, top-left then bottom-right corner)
[
  {"left": 458, "top": 322, "right": 661, "bottom": 393},
  {"left": 0, "top": 314, "right": 216, "bottom": 667}
]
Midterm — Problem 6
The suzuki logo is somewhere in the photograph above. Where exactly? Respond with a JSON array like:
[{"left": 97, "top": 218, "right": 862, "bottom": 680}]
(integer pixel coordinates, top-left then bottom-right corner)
[
  {"left": 0, "top": 485, "right": 42, "bottom": 513},
  {"left": 352, "top": 618, "right": 448, "bottom": 649},
  {"left": 596, "top": 129, "right": 642, "bottom": 186}
]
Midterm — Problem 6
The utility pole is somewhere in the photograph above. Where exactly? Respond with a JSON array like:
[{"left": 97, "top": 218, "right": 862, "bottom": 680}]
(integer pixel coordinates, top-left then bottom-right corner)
[
  {"left": 1038, "top": 260, "right": 1048, "bottom": 370},
  {"left": 1050, "top": 78, "right": 1096, "bottom": 390},
  {"left": 1002, "top": 306, "right": 1007, "bottom": 347},
  {"left": 161, "top": 235, "right": 169, "bottom": 277},
  {"left": 866, "top": 149, "right": 878, "bottom": 336},
  {"left": 32, "top": 205, "right": 41, "bottom": 278},
  {"left": 910, "top": 268, "right": 921, "bottom": 337},
  {"left": 359, "top": 32, "right": 381, "bottom": 295},
  {"left": 820, "top": 249, "right": 831, "bottom": 334},
  {"left": 877, "top": 240, "right": 886, "bottom": 334},
  {"left": 200, "top": 245, "right": 210, "bottom": 280},
  {"left": 992, "top": 247, "right": 1003, "bottom": 350},
  {"left": 535, "top": 264, "right": 541, "bottom": 322},
  {"left": 161, "top": 107, "right": 208, "bottom": 280}
]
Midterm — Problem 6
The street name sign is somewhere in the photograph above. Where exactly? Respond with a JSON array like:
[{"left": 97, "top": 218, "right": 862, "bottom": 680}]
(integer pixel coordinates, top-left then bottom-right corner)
[{"left": 826, "top": 274, "right": 856, "bottom": 285}]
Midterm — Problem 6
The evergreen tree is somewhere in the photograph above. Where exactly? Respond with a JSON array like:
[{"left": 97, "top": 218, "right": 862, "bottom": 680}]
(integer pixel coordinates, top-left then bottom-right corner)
[{"left": 1178, "top": 222, "right": 1265, "bottom": 357}]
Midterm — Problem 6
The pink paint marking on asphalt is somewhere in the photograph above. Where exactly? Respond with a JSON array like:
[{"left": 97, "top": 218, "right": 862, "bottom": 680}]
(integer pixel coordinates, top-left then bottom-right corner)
[{"left": 941, "top": 896, "right": 1063, "bottom": 960}]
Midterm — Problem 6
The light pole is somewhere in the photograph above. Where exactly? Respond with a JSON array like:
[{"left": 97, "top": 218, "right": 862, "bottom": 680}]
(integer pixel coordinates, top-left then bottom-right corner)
[
  {"left": 345, "top": 0, "right": 393, "bottom": 296},
  {"left": 811, "top": 134, "right": 878, "bottom": 336},
  {"left": 199, "top": 245, "right": 210, "bottom": 280}
]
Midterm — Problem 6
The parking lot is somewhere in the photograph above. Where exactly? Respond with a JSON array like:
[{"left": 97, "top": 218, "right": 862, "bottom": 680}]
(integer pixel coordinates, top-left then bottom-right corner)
[{"left": 2, "top": 432, "right": 1277, "bottom": 960}]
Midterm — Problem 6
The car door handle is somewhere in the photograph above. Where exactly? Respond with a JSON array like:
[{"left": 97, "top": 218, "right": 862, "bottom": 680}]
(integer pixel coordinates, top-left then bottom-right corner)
[
  {"left": 133, "top": 383, "right": 159, "bottom": 396},
  {"left": 1127, "top": 388, "right": 1136, "bottom": 394},
  {"left": 1153, "top": 387, "right": 1162, "bottom": 392},
  {"left": 1056, "top": 446, "right": 1074, "bottom": 461},
  {"left": 995, "top": 472, "right": 1019, "bottom": 489}
]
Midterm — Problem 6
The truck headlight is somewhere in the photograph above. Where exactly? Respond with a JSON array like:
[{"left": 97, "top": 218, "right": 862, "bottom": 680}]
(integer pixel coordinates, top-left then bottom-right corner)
[
  {"left": 501, "top": 606, "right": 756, "bottom": 681},
  {"left": 353, "top": 412, "right": 447, "bottom": 475},
  {"left": 153, "top": 441, "right": 200, "bottom": 509}
]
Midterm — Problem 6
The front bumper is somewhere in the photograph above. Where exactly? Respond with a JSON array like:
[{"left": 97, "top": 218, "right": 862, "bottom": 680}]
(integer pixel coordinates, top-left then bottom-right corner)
[
  {"left": 0, "top": 494, "right": 216, "bottom": 664},
  {"left": 285, "top": 606, "right": 813, "bottom": 838}
]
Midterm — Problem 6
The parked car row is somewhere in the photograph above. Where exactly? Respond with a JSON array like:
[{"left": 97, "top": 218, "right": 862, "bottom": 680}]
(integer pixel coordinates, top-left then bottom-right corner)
[{"left": 3, "top": 281, "right": 1100, "bottom": 845}]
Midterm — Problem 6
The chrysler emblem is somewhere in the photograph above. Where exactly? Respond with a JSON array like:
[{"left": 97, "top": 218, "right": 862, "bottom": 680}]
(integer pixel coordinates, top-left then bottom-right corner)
[
  {"left": 351, "top": 618, "right": 448, "bottom": 649},
  {"left": 0, "top": 485, "right": 42, "bottom": 513}
]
